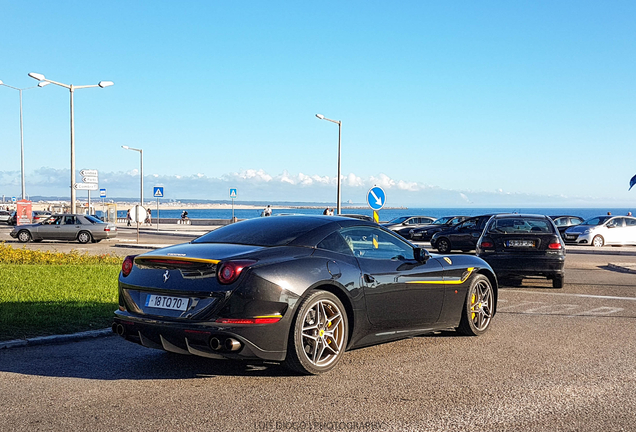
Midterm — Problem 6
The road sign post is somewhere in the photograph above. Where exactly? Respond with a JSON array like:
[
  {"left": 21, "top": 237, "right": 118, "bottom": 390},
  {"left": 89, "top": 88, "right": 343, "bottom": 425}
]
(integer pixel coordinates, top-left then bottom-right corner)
[
  {"left": 153, "top": 187, "right": 164, "bottom": 231},
  {"left": 367, "top": 186, "right": 386, "bottom": 223},
  {"left": 229, "top": 189, "right": 238, "bottom": 222}
]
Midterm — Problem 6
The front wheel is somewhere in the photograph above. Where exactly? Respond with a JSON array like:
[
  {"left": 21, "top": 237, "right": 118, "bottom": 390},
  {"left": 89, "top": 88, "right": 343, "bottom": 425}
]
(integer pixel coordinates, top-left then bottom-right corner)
[
  {"left": 592, "top": 235, "right": 604, "bottom": 247},
  {"left": 436, "top": 238, "right": 451, "bottom": 253},
  {"left": 17, "top": 230, "right": 32, "bottom": 243},
  {"left": 457, "top": 274, "right": 494, "bottom": 336},
  {"left": 77, "top": 231, "right": 92, "bottom": 244},
  {"left": 284, "top": 290, "right": 348, "bottom": 375}
]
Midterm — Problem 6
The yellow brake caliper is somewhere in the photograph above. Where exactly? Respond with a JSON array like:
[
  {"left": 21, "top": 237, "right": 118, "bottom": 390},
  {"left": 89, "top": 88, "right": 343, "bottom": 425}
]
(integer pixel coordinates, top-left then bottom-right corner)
[{"left": 471, "top": 293, "right": 477, "bottom": 320}]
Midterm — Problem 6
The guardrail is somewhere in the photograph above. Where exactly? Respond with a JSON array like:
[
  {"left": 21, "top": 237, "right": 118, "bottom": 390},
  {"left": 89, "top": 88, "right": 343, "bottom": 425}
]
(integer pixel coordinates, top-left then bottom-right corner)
[{"left": 116, "top": 218, "right": 236, "bottom": 226}]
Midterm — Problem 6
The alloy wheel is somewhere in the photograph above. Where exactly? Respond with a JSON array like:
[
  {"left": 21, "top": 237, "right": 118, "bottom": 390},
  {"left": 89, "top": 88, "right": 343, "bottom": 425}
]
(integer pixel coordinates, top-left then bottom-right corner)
[{"left": 300, "top": 298, "right": 346, "bottom": 369}]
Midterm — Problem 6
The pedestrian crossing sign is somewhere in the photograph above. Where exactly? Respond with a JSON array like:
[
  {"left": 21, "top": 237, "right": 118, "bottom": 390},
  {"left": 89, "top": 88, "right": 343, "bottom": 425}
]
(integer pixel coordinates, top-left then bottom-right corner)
[
  {"left": 229, "top": 188, "right": 238, "bottom": 198},
  {"left": 153, "top": 187, "right": 164, "bottom": 198}
]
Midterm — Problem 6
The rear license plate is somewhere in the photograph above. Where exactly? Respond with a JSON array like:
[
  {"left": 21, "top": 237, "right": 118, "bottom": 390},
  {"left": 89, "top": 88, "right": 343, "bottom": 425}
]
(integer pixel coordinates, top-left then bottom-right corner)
[
  {"left": 145, "top": 294, "right": 189, "bottom": 311},
  {"left": 506, "top": 240, "right": 535, "bottom": 247}
]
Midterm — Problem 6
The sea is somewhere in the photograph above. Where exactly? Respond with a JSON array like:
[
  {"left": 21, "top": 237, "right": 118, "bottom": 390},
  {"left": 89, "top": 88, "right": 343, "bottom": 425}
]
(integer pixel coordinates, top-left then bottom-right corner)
[{"left": 110, "top": 207, "right": 633, "bottom": 222}]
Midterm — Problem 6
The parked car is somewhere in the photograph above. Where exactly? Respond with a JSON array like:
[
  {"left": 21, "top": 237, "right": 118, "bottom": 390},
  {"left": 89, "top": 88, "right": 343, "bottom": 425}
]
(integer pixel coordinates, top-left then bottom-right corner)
[
  {"left": 32, "top": 211, "right": 52, "bottom": 224},
  {"left": 409, "top": 216, "right": 469, "bottom": 241},
  {"left": 0, "top": 210, "right": 11, "bottom": 224},
  {"left": 549, "top": 215, "right": 584, "bottom": 237},
  {"left": 430, "top": 214, "right": 498, "bottom": 253},
  {"left": 382, "top": 215, "right": 436, "bottom": 237},
  {"left": 563, "top": 215, "right": 636, "bottom": 247},
  {"left": 10, "top": 213, "right": 117, "bottom": 243},
  {"left": 113, "top": 215, "right": 498, "bottom": 375},
  {"left": 340, "top": 214, "right": 374, "bottom": 222},
  {"left": 476, "top": 214, "right": 566, "bottom": 288}
]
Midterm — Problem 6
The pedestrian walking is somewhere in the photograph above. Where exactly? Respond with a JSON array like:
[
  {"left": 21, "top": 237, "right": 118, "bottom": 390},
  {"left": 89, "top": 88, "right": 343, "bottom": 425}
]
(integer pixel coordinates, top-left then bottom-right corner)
[{"left": 126, "top": 209, "right": 131, "bottom": 226}]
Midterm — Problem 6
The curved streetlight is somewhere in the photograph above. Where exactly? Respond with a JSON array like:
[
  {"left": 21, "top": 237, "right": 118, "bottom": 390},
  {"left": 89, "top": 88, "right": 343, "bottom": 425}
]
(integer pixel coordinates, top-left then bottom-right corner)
[
  {"left": 28, "top": 72, "right": 113, "bottom": 212},
  {"left": 121, "top": 146, "right": 143, "bottom": 207},
  {"left": 315, "top": 113, "right": 342, "bottom": 215},
  {"left": 0, "top": 80, "right": 49, "bottom": 200}
]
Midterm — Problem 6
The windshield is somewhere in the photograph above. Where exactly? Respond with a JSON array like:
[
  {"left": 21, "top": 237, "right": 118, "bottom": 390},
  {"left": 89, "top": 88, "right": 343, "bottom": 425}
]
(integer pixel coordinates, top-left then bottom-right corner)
[
  {"left": 582, "top": 216, "right": 611, "bottom": 226},
  {"left": 432, "top": 217, "right": 451, "bottom": 225},
  {"left": 387, "top": 216, "right": 409, "bottom": 224}
]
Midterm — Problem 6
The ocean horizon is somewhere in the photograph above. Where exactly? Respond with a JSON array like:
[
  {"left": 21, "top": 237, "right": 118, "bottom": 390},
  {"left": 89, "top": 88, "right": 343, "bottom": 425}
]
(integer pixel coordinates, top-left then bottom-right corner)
[{"left": 112, "top": 207, "right": 634, "bottom": 222}]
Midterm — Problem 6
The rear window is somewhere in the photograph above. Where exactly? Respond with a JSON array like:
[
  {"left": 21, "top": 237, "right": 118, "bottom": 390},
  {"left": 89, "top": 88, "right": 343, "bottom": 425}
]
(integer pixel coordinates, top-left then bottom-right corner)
[
  {"left": 193, "top": 217, "right": 326, "bottom": 247},
  {"left": 487, "top": 217, "right": 554, "bottom": 234}
]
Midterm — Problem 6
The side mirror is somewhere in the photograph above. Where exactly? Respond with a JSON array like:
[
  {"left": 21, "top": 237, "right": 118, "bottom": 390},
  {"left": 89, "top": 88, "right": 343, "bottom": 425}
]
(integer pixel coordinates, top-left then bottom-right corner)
[{"left": 414, "top": 247, "right": 430, "bottom": 263}]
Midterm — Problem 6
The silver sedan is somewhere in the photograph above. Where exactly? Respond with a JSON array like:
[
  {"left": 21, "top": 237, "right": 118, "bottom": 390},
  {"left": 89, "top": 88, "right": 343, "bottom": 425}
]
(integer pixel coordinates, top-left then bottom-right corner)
[{"left": 9, "top": 213, "right": 117, "bottom": 243}]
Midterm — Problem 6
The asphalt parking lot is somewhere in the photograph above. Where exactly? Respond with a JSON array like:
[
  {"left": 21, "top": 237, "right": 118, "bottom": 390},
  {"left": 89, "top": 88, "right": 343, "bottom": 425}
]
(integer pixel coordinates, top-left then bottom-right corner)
[{"left": 1, "top": 224, "right": 635, "bottom": 431}]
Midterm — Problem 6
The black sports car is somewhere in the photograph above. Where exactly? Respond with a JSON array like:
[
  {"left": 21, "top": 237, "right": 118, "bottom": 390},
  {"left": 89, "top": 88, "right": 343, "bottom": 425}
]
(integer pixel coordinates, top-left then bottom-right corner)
[
  {"left": 476, "top": 214, "right": 566, "bottom": 288},
  {"left": 114, "top": 215, "right": 498, "bottom": 374}
]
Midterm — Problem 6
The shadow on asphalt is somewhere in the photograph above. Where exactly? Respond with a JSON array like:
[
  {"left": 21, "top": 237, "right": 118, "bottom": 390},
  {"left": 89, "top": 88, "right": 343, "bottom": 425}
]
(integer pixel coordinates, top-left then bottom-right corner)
[{"left": 0, "top": 335, "right": 300, "bottom": 380}]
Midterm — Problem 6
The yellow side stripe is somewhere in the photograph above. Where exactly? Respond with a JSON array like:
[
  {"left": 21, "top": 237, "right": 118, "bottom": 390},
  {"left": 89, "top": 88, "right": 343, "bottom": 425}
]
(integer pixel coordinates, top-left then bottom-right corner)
[
  {"left": 406, "top": 267, "right": 474, "bottom": 285},
  {"left": 255, "top": 314, "right": 283, "bottom": 318}
]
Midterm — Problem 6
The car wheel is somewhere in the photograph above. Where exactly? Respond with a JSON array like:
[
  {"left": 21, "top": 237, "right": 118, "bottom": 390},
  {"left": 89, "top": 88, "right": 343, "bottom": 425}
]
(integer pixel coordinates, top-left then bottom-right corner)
[
  {"left": 436, "top": 238, "right": 451, "bottom": 253},
  {"left": 552, "top": 275, "right": 564, "bottom": 289},
  {"left": 592, "top": 235, "right": 604, "bottom": 247},
  {"left": 457, "top": 274, "right": 494, "bottom": 336},
  {"left": 284, "top": 290, "right": 348, "bottom": 375},
  {"left": 17, "top": 230, "right": 32, "bottom": 243},
  {"left": 77, "top": 231, "right": 92, "bottom": 244}
]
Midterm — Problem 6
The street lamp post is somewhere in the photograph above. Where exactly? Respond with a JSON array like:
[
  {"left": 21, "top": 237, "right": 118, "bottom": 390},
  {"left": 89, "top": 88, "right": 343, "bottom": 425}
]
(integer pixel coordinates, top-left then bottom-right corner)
[
  {"left": 121, "top": 146, "right": 144, "bottom": 207},
  {"left": 316, "top": 114, "right": 342, "bottom": 215},
  {"left": 0, "top": 80, "right": 49, "bottom": 200},
  {"left": 28, "top": 72, "right": 113, "bottom": 213}
]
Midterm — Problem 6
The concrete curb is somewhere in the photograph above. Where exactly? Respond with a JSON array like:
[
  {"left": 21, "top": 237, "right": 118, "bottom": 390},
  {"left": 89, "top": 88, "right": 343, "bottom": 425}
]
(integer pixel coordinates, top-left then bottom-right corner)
[{"left": 0, "top": 328, "right": 113, "bottom": 350}]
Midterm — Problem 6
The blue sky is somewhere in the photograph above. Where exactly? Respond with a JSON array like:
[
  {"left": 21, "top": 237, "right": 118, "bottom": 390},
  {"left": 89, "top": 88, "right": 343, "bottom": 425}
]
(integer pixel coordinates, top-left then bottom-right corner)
[{"left": 1, "top": 1, "right": 635, "bottom": 207}]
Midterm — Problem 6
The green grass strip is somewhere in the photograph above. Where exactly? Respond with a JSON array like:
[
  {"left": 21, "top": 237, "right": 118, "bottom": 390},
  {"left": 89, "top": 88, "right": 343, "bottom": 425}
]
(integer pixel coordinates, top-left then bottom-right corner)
[{"left": 0, "top": 264, "right": 120, "bottom": 341}]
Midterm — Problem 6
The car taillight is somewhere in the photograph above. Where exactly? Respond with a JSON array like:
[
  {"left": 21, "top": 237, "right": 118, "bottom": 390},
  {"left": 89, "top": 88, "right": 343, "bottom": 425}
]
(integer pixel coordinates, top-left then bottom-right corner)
[
  {"left": 217, "top": 260, "right": 257, "bottom": 285},
  {"left": 104, "top": 227, "right": 110, "bottom": 232},
  {"left": 480, "top": 241, "right": 494, "bottom": 248},
  {"left": 121, "top": 255, "right": 137, "bottom": 277},
  {"left": 548, "top": 242, "right": 562, "bottom": 249}
]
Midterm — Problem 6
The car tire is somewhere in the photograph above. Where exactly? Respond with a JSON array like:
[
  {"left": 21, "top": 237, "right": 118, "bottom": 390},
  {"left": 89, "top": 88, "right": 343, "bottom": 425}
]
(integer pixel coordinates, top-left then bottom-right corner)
[
  {"left": 552, "top": 275, "right": 564, "bottom": 289},
  {"left": 77, "top": 231, "right": 92, "bottom": 244},
  {"left": 592, "top": 235, "right": 604, "bottom": 247},
  {"left": 284, "top": 290, "right": 348, "bottom": 375},
  {"left": 17, "top": 230, "right": 31, "bottom": 243},
  {"left": 436, "top": 238, "right": 451, "bottom": 253},
  {"left": 457, "top": 274, "right": 494, "bottom": 336}
]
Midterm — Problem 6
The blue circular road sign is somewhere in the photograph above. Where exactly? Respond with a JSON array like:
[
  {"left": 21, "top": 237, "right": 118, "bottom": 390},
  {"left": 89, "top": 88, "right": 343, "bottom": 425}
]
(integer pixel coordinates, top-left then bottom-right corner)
[{"left": 367, "top": 186, "right": 386, "bottom": 211}]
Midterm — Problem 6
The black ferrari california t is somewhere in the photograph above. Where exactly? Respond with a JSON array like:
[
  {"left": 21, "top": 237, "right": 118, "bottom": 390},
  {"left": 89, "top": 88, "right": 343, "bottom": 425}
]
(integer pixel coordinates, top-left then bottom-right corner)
[{"left": 113, "top": 215, "right": 498, "bottom": 374}]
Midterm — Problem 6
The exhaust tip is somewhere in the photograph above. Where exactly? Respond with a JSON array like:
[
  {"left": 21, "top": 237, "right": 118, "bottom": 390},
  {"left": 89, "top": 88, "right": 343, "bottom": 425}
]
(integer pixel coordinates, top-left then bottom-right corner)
[
  {"left": 116, "top": 324, "right": 126, "bottom": 336},
  {"left": 225, "top": 338, "right": 242, "bottom": 352},
  {"left": 209, "top": 337, "right": 221, "bottom": 351}
]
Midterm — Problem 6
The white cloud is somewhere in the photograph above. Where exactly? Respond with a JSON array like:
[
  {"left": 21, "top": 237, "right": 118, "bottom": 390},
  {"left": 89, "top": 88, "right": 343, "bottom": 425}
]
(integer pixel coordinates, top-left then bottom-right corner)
[{"left": 0, "top": 167, "right": 630, "bottom": 207}]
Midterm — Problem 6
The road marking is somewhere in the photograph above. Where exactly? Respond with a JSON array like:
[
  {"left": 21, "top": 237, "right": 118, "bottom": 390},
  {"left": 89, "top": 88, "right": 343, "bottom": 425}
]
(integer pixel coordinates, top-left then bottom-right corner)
[
  {"left": 501, "top": 289, "right": 636, "bottom": 302},
  {"left": 497, "top": 299, "right": 626, "bottom": 316}
]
